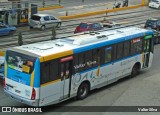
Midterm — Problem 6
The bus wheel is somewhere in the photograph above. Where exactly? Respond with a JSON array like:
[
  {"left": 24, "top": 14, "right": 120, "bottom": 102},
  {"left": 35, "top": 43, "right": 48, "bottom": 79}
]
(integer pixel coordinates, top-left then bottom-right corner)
[
  {"left": 77, "top": 82, "right": 89, "bottom": 100},
  {"left": 130, "top": 64, "right": 140, "bottom": 78}
]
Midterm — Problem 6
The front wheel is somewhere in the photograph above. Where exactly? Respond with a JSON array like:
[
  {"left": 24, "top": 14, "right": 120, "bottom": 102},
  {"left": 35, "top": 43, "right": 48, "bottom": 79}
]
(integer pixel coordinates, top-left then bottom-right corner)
[
  {"left": 9, "top": 30, "right": 15, "bottom": 36},
  {"left": 130, "top": 64, "right": 140, "bottom": 78},
  {"left": 77, "top": 82, "right": 89, "bottom": 100},
  {"left": 41, "top": 25, "right": 45, "bottom": 31},
  {"left": 30, "top": 26, "right": 33, "bottom": 29},
  {"left": 56, "top": 22, "right": 61, "bottom": 28}
]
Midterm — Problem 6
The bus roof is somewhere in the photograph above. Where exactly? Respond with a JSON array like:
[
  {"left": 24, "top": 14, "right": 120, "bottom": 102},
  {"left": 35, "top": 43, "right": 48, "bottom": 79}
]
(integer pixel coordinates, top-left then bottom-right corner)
[{"left": 10, "top": 27, "right": 153, "bottom": 62}]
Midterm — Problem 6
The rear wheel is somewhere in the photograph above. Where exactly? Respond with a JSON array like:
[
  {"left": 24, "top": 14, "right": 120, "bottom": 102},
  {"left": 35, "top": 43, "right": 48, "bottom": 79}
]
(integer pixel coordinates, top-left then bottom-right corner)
[
  {"left": 77, "top": 82, "right": 89, "bottom": 100},
  {"left": 30, "top": 26, "right": 33, "bottom": 29},
  {"left": 41, "top": 25, "right": 45, "bottom": 31},
  {"left": 130, "top": 64, "right": 140, "bottom": 78}
]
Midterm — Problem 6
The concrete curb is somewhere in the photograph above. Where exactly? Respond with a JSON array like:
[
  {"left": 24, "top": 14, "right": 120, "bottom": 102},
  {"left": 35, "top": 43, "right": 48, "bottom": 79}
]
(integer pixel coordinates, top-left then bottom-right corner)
[
  {"left": 59, "top": 4, "right": 143, "bottom": 20},
  {"left": 38, "top": 5, "right": 64, "bottom": 11}
]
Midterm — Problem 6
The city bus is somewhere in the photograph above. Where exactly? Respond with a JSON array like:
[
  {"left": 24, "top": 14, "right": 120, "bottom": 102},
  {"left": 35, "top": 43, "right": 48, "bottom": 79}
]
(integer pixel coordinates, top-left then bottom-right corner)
[{"left": 4, "top": 27, "right": 154, "bottom": 106}]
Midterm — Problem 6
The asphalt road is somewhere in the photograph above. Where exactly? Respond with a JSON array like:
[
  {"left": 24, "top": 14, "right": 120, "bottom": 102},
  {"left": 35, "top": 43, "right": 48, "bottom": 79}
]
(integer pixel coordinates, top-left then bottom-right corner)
[{"left": 0, "top": 44, "right": 160, "bottom": 115}]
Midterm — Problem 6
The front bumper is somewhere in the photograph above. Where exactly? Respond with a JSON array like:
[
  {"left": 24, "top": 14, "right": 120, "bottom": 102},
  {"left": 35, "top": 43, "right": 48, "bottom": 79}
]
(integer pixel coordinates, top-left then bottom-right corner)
[
  {"left": 29, "top": 23, "right": 41, "bottom": 29},
  {"left": 4, "top": 89, "right": 39, "bottom": 107}
]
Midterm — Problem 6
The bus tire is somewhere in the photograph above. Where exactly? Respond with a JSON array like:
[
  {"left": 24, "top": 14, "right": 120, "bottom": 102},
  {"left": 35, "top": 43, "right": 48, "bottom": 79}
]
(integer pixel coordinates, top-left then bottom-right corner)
[
  {"left": 77, "top": 82, "right": 89, "bottom": 100},
  {"left": 130, "top": 63, "right": 140, "bottom": 78}
]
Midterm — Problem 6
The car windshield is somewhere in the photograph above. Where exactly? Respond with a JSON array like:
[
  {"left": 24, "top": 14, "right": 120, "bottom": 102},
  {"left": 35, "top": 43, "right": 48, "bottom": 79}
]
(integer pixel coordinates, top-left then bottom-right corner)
[
  {"left": 151, "top": 0, "right": 159, "bottom": 2},
  {"left": 79, "top": 23, "right": 88, "bottom": 28},
  {"left": 31, "top": 15, "right": 41, "bottom": 21},
  {"left": 146, "top": 20, "right": 156, "bottom": 25}
]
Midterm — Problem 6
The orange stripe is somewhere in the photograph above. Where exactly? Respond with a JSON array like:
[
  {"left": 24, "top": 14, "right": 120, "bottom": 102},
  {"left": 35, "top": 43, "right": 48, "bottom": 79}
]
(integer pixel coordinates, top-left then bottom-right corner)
[
  {"left": 41, "top": 79, "right": 61, "bottom": 87},
  {"left": 40, "top": 50, "right": 73, "bottom": 62}
]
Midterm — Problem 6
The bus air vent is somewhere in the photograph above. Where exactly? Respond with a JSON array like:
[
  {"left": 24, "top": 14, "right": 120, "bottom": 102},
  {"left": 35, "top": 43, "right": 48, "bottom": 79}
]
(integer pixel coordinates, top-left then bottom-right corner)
[
  {"left": 55, "top": 42, "right": 64, "bottom": 47},
  {"left": 33, "top": 45, "right": 53, "bottom": 50}
]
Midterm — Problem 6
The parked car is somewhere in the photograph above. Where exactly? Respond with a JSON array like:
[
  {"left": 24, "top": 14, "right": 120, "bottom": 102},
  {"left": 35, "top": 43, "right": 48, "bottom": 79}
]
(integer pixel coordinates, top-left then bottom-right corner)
[
  {"left": 0, "top": 22, "right": 16, "bottom": 36},
  {"left": 153, "top": 29, "right": 160, "bottom": 44},
  {"left": 144, "top": 18, "right": 160, "bottom": 30},
  {"left": 74, "top": 22, "right": 103, "bottom": 33},
  {"left": 149, "top": 0, "right": 160, "bottom": 9},
  {"left": 29, "top": 14, "right": 61, "bottom": 31},
  {"left": 101, "top": 20, "right": 121, "bottom": 28}
]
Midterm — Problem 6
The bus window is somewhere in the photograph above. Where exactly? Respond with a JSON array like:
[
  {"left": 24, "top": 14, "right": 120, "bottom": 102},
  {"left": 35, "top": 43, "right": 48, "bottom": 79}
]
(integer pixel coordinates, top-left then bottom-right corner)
[
  {"left": 131, "top": 38, "right": 142, "bottom": 55},
  {"left": 116, "top": 43, "right": 124, "bottom": 60},
  {"left": 50, "top": 60, "right": 59, "bottom": 81},
  {"left": 92, "top": 48, "right": 104, "bottom": 67},
  {"left": 41, "top": 63, "right": 50, "bottom": 84},
  {"left": 7, "top": 51, "right": 35, "bottom": 74},
  {"left": 78, "top": 53, "right": 84, "bottom": 72},
  {"left": 73, "top": 54, "right": 79, "bottom": 73},
  {"left": 123, "top": 40, "right": 130, "bottom": 57},
  {"left": 105, "top": 46, "right": 112, "bottom": 63},
  {"left": 85, "top": 50, "right": 92, "bottom": 69}
]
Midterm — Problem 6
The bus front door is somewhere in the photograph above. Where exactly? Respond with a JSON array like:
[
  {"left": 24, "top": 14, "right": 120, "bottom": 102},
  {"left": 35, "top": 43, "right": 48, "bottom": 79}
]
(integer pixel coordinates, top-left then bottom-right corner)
[
  {"left": 60, "top": 60, "right": 72, "bottom": 100},
  {"left": 143, "top": 38, "right": 151, "bottom": 68}
]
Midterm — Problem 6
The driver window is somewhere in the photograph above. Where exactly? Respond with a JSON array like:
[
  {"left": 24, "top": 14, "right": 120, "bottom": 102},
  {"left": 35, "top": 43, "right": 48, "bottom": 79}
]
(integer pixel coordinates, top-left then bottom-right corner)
[
  {"left": 44, "top": 16, "right": 50, "bottom": 21},
  {"left": 50, "top": 16, "right": 55, "bottom": 20}
]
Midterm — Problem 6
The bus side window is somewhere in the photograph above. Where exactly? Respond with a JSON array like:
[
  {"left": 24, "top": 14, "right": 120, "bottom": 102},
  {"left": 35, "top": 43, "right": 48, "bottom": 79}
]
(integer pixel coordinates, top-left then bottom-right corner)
[
  {"left": 104, "top": 46, "right": 112, "bottom": 63},
  {"left": 92, "top": 48, "right": 104, "bottom": 67},
  {"left": 73, "top": 54, "right": 79, "bottom": 74},
  {"left": 85, "top": 50, "right": 92, "bottom": 70},
  {"left": 92, "top": 49, "right": 99, "bottom": 67},
  {"left": 50, "top": 60, "right": 59, "bottom": 81},
  {"left": 40, "top": 62, "right": 50, "bottom": 84},
  {"left": 78, "top": 53, "right": 84, "bottom": 72},
  {"left": 116, "top": 42, "right": 124, "bottom": 60},
  {"left": 131, "top": 38, "right": 142, "bottom": 55},
  {"left": 123, "top": 40, "right": 130, "bottom": 57}
]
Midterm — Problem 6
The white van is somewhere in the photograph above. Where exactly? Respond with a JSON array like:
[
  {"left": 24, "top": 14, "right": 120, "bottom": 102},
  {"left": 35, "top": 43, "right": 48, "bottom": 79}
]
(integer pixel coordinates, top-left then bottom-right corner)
[{"left": 149, "top": 0, "right": 160, "bottom": 9}]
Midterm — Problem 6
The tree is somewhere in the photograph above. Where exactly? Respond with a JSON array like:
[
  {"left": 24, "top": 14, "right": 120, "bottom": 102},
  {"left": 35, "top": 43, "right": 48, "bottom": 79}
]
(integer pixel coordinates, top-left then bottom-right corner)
[
  {"left": 59, "top": 0, "right": 61, "bottom": 6},
  {"left": 18, "top": 32, "right": 23, "bottom": 46},
  {"left": 42, "top": 0, "right": 45, "bottom": 8},
  {"left": 51, "top": 26, "right": 56, "bottom": 40}
]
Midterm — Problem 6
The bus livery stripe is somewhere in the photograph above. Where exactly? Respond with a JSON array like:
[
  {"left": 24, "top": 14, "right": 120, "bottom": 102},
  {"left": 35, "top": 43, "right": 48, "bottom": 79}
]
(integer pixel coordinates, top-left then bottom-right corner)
[
  {"left": 40, "top": 50, "right": 73, "bottom": 62},
  {"left": 30, "top": 71, "right": 35, "bottom": 87},
  {"left": 40, "top": 79, "right": 61, "bottom": 87}
]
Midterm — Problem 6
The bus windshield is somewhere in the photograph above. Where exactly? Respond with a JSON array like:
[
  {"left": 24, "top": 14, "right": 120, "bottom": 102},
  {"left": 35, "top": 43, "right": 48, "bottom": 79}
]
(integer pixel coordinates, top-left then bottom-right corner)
[{"left": 6, "top": 51, "right": 35, "bottom": 74}]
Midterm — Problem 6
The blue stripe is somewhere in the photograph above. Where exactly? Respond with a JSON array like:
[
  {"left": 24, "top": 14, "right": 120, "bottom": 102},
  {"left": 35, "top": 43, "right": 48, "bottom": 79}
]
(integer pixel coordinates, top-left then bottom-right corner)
[
  {"left": 80, "top": 54, "right": 140, "bottom": 74},
  {"left": 33, "top": 58, "right": 40, "bottom": 88},
  {"left": 73, "top": 31, "right": 153, "bottom": 54}
]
